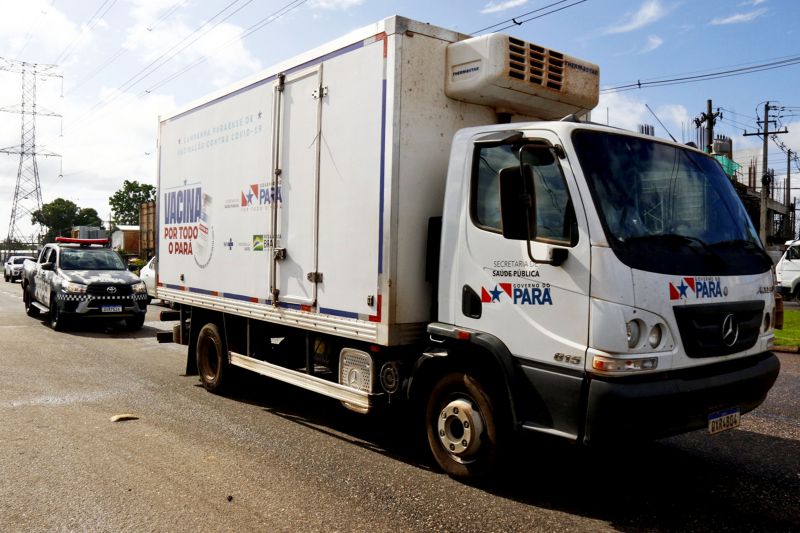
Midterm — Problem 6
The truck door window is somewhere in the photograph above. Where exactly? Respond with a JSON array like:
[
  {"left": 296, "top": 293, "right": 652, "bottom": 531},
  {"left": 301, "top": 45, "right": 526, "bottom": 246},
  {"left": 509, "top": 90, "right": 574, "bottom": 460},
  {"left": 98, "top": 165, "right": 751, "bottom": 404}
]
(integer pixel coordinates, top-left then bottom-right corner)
[
  {"left": 789, "top": 246, "right": 800, "bottom": 260},
  {"left": 472, "top": 142, "right": 576, "bottom": 245}
]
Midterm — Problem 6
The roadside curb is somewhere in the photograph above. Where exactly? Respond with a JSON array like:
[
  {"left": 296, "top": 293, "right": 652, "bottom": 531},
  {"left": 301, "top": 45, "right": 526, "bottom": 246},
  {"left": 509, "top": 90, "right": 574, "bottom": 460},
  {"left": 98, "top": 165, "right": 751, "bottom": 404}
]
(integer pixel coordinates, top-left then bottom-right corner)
[{"left": 773, "top": 345, "right": 799, "bottom": 353}]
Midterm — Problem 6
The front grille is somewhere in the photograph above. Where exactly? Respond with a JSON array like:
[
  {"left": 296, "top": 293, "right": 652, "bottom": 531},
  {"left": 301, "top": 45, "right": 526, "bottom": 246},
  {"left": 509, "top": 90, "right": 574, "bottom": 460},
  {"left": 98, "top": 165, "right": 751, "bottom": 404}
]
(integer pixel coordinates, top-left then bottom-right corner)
[
  {"left": 673, "top": 301, "right": 764, "bottom": 358},
  {"left": 87, "top": 283, "right": 132, "bottom": 296},
  {"left": 508, "top": 37, "right": 564, "bottom": 92}
]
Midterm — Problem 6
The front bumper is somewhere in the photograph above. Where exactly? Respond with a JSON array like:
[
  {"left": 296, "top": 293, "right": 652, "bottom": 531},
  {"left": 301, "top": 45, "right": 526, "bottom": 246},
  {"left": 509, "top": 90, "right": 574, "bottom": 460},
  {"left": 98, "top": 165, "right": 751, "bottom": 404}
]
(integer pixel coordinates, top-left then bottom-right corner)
[
  {"left": 55, "top": 292, "right": 149, "bottom": 318},
  {"left": 583, "top": 351, "right": 780, "bottom": 444}
]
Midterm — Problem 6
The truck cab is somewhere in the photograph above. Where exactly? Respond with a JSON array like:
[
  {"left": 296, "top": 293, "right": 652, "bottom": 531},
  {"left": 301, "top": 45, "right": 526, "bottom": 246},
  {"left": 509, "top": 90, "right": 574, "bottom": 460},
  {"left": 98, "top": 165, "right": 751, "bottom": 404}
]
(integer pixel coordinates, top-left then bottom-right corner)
[{"left": 434, "top": 121, "right": 778, "bottom": 447}]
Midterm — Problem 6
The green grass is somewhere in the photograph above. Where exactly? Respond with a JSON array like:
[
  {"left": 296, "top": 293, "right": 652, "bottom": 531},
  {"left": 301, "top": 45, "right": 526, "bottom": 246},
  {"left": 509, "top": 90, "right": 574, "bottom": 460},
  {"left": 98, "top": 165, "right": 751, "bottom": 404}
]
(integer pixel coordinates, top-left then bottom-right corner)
[{"left": 775, "top": 308, "right": 800, "bottom": 346}]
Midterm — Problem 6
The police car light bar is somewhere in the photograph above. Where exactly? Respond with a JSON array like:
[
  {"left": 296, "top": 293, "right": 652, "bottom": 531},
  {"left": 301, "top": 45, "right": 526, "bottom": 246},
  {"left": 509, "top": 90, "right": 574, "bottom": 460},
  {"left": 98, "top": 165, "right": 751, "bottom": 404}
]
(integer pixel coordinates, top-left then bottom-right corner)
[{"left": 55, "top": 237, "right": 110, "bottom": 246}]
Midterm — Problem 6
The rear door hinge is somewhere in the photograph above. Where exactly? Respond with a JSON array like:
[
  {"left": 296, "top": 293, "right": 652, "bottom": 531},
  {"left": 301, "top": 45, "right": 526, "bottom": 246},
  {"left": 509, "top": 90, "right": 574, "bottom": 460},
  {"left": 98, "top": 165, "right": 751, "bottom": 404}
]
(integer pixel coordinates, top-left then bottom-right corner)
[
  {"left": 306, "top": 272, "right": 323, "bottom": 283},
  {"left": 312, "top": 86, "right": 328, "bottom": 99}
]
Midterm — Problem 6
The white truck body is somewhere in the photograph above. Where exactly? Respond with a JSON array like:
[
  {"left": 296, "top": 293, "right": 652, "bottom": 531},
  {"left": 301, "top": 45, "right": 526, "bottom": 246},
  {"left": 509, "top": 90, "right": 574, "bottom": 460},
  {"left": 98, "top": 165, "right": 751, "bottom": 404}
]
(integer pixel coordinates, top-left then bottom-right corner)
[{"left": 157, "top": 16, "right": 779, "bottom": 479}]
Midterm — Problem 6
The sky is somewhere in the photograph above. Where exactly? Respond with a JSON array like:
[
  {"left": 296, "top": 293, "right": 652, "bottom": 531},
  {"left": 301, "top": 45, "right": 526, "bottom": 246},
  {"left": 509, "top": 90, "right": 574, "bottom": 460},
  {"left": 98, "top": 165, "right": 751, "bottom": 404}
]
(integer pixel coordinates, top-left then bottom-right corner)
[{"left": 1, "top": 0, "right": 799, "bottom": 244}]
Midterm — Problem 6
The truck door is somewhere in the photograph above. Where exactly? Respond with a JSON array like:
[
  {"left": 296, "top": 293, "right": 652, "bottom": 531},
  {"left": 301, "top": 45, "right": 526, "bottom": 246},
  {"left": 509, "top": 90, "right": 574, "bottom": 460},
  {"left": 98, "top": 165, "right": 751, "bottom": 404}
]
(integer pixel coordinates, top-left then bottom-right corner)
[
  {"left": 454, "top": 131, "right": 591, "bottom": 435},
  {"left": 271, "top": 66, "right": 322, "bottom": 306}
]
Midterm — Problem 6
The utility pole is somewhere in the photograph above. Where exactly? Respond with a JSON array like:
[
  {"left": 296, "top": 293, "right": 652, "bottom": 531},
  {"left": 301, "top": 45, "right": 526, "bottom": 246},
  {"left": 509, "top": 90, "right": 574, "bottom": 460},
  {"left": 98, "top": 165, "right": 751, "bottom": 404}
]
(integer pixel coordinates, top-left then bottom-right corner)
[
  {"left": 744, "top": 101, "right": 788, "bottom": 245},
  {"left": 693, "top": 99, "right": 721, "bottom": 153},
  {"left": 0, "top": 58, "right": 62, "bottom": 246},
  {"left": 787, "top": 149, "right": 793, "bottom": 208}
]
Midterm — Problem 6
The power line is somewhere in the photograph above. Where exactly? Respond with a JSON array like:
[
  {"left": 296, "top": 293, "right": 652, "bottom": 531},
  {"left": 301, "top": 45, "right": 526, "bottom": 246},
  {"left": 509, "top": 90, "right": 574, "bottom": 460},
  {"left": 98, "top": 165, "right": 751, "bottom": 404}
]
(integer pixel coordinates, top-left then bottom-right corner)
[
  {"left": 14, "top": 0, "right": 58, "bottom": 61},
  {"left": 61, "top": 0, "right": 257, "bottom": 139},
  {"left": 472, "top": 0, "right": 589, "bottom": 35},
  {"left": 66, "top": 0, "right": 189, "bottom": 96},
  {"left": 52, "top": 0, "right": 120, "bottom": 65},
  {"left": 602, "top": 55, "right": 800, "bottom": 93},
  {"left": 141, "top": 0, "right": 309, "bottom": 95}
]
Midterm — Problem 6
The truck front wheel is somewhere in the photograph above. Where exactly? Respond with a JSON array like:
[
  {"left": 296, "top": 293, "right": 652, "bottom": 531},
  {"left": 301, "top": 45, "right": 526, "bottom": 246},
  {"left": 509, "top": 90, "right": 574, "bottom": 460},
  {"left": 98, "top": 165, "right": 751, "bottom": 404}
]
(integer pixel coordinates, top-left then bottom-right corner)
[
  {"left": 196, "top": 323, "right": 229, "bottom": 393},
  {"left": 425, "top": 371, "right": 506, "bottom": 479}
]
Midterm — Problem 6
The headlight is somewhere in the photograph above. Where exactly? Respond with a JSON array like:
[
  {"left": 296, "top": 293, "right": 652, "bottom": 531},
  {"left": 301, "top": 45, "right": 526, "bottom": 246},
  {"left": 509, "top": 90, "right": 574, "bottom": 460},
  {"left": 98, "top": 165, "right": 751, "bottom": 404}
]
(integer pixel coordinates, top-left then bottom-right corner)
[
  {"left": 626, "top": 320, "right": 642, "bottom": 348},
  {"left": 648, "top": 324, "right": 663, "bottom": 348},
  {"left": 64, "top": 281, "right": 87, "bottom": 293},
  {"left": 132, "top": 282, "right": 147, "bottom": 294}
]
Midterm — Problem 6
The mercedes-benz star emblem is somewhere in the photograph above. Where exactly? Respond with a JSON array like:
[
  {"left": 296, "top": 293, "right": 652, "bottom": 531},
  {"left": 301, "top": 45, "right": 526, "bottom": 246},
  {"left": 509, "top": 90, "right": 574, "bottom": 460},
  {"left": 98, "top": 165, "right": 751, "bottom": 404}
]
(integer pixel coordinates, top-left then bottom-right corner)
[
  {"left": 106, "top": 286, "right": 117, "bottom": 294},
  {"left": 721, "top": 313, "right": 739, "bottom": 347}
]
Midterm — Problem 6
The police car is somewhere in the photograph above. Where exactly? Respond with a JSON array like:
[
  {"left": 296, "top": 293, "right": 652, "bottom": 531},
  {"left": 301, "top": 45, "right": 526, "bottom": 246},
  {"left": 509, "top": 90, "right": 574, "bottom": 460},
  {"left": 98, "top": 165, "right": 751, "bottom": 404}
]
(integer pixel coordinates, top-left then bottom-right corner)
[{"left": 21, "top": 237, "right": 148, "bottom": 331}]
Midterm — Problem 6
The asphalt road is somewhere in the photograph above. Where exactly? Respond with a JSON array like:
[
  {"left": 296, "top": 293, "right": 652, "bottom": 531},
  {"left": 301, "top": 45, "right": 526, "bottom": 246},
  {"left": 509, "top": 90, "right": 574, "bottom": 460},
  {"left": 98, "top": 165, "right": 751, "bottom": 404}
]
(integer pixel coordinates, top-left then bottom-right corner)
[{"left": 0, "top": 281, "right": 798, "bottom": 532}]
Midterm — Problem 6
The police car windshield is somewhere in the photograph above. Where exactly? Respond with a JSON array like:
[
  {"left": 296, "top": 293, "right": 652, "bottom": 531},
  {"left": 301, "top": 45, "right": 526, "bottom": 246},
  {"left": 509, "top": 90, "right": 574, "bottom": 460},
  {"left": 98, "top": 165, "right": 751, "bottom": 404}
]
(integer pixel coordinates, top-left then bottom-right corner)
[
  {"left": 572, "top": 129, "right": 771, "bottom": 276},
  {"left": 59, "top": 249, "right": 126, "bottom": 271}
]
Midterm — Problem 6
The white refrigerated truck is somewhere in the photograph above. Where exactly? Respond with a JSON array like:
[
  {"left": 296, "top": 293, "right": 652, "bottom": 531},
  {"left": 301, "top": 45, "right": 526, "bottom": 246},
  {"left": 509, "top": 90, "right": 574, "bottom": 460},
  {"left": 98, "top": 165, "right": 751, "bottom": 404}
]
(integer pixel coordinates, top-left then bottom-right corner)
[{"left": 156, "top": 16, "right": 780, "bottom": 478}]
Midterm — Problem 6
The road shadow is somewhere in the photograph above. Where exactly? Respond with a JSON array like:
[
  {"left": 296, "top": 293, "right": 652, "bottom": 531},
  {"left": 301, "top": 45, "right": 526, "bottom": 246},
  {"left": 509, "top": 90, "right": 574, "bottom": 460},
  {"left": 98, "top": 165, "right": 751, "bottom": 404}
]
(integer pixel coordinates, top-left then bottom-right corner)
[
  {"left": 201, "top": 371, "right": 800, "bottom": 532},
  {"left": 28, "top": 316, "right": 160, "bottom": 339}
]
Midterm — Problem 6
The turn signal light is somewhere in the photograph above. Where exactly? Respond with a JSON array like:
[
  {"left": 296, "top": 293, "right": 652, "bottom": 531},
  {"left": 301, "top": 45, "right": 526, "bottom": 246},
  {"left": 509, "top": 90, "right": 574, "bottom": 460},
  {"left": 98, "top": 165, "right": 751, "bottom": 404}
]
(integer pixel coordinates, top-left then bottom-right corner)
[{"left": 592, "top": 355, "right": 658, "bottom": 373}]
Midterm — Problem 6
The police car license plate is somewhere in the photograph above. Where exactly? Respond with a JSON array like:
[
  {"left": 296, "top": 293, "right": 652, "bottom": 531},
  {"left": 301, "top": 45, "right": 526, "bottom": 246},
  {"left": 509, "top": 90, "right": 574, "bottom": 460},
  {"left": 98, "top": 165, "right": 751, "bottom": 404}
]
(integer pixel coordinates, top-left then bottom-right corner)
[
  {"left": 708, "top": 408, "right": 740, "bottom": 435},
  {"left": 101, "top": 305, "right": 122, "bottom": 313}
]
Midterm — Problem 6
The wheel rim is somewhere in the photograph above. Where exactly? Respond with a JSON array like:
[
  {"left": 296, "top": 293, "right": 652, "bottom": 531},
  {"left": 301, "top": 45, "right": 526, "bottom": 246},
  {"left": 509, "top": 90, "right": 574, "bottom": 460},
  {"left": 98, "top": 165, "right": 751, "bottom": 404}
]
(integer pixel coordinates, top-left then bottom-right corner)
[
  {"left": 198, "top": 336, "right": 219, "bottom": 382},
  {"left": 436, "top": 397, "right": 485, "bottom": 462}
]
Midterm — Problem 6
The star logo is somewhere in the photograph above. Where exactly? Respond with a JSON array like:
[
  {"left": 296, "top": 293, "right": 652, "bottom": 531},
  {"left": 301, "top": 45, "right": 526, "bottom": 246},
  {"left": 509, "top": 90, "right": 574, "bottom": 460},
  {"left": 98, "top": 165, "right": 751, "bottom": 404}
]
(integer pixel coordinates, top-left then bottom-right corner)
[
  {"left": 489, "top": 285, "right": 503, "bottom": 302},
  {"left": 677, "top": 280, "right": 689, "bottom": 298},
  {"left": 246, "top": 189, "right": 254, "bottom": 205}
]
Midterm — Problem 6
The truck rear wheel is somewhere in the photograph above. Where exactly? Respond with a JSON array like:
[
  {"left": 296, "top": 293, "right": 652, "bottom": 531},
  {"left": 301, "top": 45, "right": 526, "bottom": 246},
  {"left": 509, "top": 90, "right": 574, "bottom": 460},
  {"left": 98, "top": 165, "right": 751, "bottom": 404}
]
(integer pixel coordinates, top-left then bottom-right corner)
[
  {"left": 425, "top": 371, "right": 505, "bottom": 479},
  {"left": 196, "top": 323, "right": 229, "bottom": 393},
  {"left": 24, "top": 287, "right": 39, "bottom": 317}
]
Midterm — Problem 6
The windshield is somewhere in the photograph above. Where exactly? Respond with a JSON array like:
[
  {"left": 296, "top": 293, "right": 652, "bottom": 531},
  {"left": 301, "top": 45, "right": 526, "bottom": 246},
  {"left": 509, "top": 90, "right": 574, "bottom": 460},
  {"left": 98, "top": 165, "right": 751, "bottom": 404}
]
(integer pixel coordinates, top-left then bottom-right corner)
[
  {"left": 572, "top": 130, "right": 771, "bottom": 275},
  {"left": 59, "top": 249, "right": 126, "bottom": 271}
]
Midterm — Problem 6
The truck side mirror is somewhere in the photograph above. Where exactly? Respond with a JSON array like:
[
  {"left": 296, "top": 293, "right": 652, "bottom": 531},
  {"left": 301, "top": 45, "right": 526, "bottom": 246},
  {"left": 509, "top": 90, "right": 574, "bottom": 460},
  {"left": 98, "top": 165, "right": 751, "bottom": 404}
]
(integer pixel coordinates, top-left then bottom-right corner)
[
  {"left": 499, "top": 165, "right": 535, "bottom": 241},
  {"left": 41, "top": 262, "right": 55, "bottom": 271}
]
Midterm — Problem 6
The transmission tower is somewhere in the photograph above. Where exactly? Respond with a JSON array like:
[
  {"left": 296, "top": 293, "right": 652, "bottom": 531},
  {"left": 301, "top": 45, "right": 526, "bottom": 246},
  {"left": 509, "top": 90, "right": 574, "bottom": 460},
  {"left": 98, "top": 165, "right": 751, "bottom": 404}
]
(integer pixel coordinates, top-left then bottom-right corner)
[{"left": 0, "top": 57, "right": 62, "bottom": 245}]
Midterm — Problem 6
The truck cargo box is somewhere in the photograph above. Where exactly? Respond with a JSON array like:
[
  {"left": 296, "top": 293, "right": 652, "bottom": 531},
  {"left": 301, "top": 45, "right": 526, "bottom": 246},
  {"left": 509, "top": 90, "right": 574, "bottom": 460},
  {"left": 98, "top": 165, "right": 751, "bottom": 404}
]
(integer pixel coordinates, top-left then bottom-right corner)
[{"left": 157, "top": 15, "right": 598, "bottom": 345}]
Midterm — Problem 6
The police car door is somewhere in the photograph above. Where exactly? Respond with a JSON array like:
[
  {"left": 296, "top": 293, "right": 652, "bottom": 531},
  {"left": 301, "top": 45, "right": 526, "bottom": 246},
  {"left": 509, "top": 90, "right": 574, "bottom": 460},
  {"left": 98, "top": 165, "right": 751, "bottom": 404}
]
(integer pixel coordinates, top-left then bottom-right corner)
[
  {"left": 36, "top": 247, "right": 55, "bottom": 305},
  {"left": 456, "top": 131, "right": 591, "bottom": 429}
]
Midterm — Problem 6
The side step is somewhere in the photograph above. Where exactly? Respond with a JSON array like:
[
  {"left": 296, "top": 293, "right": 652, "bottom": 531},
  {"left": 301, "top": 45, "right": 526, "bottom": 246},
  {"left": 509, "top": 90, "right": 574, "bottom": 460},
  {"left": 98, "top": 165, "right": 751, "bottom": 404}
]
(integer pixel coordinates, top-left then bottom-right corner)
[
  {"left": 32, "top": 302, "right": 49, "bottom": 313},
  {"left": 230, "top": 351, "right": 372, "bottom": 411}
]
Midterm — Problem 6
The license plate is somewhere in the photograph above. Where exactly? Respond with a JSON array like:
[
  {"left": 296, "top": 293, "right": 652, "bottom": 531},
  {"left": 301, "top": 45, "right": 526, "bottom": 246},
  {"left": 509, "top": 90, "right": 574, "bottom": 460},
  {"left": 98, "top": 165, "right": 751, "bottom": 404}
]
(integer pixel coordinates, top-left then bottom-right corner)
[
  {"left": 101, "top": 305, "right": 123, "bottom": 313},
  {"left": 708, "top": 408, "right": 741, "bottom": 435}
]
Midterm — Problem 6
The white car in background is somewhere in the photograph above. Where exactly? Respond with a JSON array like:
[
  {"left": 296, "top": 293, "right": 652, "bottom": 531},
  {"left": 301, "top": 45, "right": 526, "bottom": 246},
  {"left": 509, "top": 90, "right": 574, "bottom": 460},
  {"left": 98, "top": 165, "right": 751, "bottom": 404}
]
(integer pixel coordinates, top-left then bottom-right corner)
[
  {"left": 776, "top": 240, "right": 800, "bottom": 299},
  {"left": 4, "top": 255, "right": 35, "bottom": 282},
  {"left": 139, "top": 256, "right": 157, "bottom": 305}
]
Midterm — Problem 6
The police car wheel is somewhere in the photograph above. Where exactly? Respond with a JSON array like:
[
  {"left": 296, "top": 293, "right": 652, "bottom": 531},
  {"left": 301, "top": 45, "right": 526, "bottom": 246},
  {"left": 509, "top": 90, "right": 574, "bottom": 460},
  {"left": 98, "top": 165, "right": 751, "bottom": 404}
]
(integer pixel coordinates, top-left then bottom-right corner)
[
  {"left": 49, "top": 294, "right": 67, "bottom": 331},
  {"left": 24, "top": 288, "right": 39, "bottom": 317}
]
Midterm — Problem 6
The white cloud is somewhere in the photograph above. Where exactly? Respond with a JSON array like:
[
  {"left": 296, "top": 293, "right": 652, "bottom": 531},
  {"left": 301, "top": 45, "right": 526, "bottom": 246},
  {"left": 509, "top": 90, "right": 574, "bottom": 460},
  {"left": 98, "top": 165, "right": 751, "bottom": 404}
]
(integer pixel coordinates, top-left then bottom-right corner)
[
  {"left": 481, "top": 0, "right": 528, "bottom": 15},
  {"left": 596, "top": 92, "right": 690, "bottom": 142},
  {"left": 309, "top": 0, "right": 366, "bottom": 10},
  {"left": 739, "top": 0, "right": 767, "bottom": 6},
  {"left": 640, "top": 35, "right": 664, "bottom": 54},
  {"left": 710, "top": 8, "right": 767, "bottom": 25},
  {"left": 0, "top": 0, "right": 81, "bottom": 61},
  {"left": 604, "top": 0, "right": 668, "bottom": 34}
]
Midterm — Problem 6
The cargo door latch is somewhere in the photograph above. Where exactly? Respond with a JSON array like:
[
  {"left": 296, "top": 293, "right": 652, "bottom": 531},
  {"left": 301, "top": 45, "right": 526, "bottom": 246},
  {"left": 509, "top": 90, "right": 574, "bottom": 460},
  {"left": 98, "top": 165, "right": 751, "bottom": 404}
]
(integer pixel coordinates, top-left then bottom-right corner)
[{"left": 273, "top": 248, "right": 286, "bottom": 260}]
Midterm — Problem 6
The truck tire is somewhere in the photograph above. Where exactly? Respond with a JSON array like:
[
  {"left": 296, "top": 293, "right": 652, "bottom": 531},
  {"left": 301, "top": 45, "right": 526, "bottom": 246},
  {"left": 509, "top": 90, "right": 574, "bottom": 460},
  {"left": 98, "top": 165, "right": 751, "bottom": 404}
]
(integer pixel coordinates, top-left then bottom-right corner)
[
  {"left": 49, "top": 294, "right": 67, "bottom": 331},
  {"left": 24, "top": 287, "right": 40, "bottom": 317},
  {"left": 425, "top": 371, "right": 506, "bottom": 480},
  {"left": 196, "top": 323, "right": 229, "bottom": 393}
]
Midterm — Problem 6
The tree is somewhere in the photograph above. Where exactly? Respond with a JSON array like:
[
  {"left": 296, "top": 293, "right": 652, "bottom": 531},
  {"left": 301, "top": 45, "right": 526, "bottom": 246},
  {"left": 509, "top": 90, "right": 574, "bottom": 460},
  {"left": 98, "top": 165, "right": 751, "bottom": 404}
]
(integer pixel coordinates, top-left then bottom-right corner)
[
  {"left": 31, "top": 198, "right": 103, "bottom": 243},
  {"left": 109, "top": 180, "right": 156, "bottom": 226}
]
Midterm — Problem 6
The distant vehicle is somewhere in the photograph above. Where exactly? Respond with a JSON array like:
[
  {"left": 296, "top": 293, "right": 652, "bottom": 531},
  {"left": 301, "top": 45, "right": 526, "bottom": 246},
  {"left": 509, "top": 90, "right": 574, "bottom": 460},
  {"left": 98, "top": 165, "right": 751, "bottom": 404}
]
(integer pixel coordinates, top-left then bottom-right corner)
[
  {"left": 138, "top": 256, "right": 156, "bottom": 305},
  {"left": 776, "top": 239, "right": 800, "bottom": 299},
  {"left": 4, "top": 255, "right": 35, "bottom": 282},
  {"left": 21, "top": 237, "right": 148, "bottom": 331}
]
